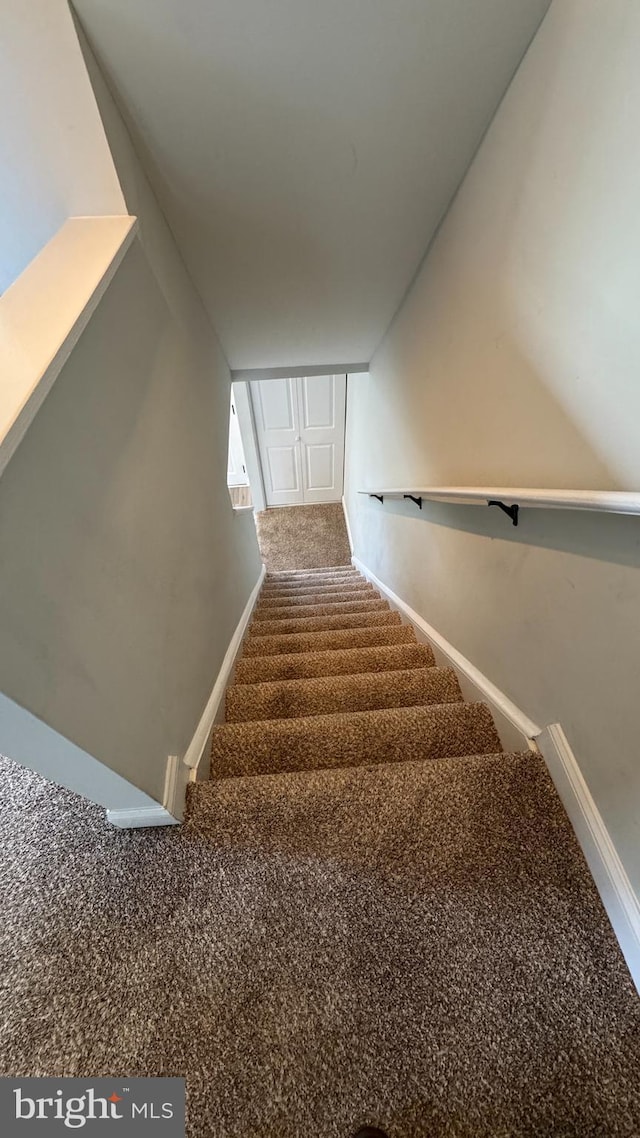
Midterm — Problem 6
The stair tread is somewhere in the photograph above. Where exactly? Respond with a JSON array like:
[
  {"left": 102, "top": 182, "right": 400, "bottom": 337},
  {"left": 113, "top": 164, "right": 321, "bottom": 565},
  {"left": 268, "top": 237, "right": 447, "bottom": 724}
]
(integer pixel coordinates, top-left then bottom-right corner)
[
  {"left": 249, "top": 609, "right": 400, "bottom": 637},
  {"left": 211, "top": 700, "right": 501, "bottom": 779},
  {"left": 226, "top": 665, "right": 462, "bottom": 722},
  {"left": 187, "top": 747, "right": 640, "bottom": 1133},
  {"left": 251, "top": 596, "right": 387, "bottom": 623},
  {"left": 241, "top": 624, "right": 416, "bottom": 656},
  {"left": 234, "top": 641, "right": 436, "bottom": 683}
]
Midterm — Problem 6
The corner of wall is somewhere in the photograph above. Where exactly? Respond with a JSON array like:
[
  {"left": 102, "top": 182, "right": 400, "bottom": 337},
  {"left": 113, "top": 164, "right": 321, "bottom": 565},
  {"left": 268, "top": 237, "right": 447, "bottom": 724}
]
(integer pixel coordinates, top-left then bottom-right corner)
[
  {"left": 163, "top": 562, "right": 267, "bottom": 822},
  {"left": 0, "top": 691, "right": 169, "bottom": 821}
]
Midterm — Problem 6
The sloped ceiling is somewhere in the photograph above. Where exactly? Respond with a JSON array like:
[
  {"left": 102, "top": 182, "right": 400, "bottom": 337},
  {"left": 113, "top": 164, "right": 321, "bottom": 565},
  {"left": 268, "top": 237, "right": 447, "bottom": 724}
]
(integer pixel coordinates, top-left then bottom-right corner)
[{"left": 74, "top": 0, "right": 551, "bottom": 372}]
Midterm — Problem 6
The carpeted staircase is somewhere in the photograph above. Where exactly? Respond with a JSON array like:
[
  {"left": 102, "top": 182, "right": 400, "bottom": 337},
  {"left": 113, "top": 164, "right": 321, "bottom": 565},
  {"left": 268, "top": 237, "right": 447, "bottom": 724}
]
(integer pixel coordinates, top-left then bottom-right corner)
[
  {"left": 212, "top": 565, "right": 504, "bottom": 780},
  {"left": 1, "top": 575, "right": 638, "bottom": 1137},
  {"left": 182, "top": 565, "right": 640, "bottom": 1135}
]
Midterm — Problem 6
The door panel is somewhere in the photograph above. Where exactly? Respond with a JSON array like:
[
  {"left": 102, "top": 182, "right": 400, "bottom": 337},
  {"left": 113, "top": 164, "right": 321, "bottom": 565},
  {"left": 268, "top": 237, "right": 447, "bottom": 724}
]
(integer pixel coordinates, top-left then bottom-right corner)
[
  {"left": 252, "top": 378, "right": 303, "bottom": 506},
  {"left": 305, "top": 443, "right": 334, "bottom": 491},
  {"left": 267, "top": 446, "right": 300, "bottom": 494},
  {"left": 251, "top": 374, "right": 345, "bottom": 507},
  {"left": 259, "top": 378, "right": 297, "bottom": 432},
  {"left": 299, "top": 374, "right": 346, "bottom": 504},
  {"left": 300, "top": 374, "right": 335, "bottom": 430}
]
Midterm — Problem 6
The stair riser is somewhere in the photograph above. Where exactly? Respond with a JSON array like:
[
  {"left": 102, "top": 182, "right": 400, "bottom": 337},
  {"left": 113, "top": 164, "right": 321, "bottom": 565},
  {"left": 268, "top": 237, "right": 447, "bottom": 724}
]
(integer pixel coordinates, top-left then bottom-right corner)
[
  {"left": 266, "top": 569, "right": 358, "bottom": 583},
  {"left": 241, "top": 625, "right": 416, "bottom": 657},
  {"left": 249, "top": 611, "right": 400, "bottom": 637},
  {"left": 267, "top": 563, "right": 355, "bottom": 572},
  {"left": 264, "top": 579, "right": 359, "bottom": 590},
  {"left": 261, "top": 586, "right": 374, "bottom": 602},
  {"left": 234, "top": 643, "right": 436, "bottom": 683},
  {"left": 211, "top": 703, "right": 501, "bottom": 779},
  {"left": 253, "top": 599, "right": 389, "bottom": 622},
  {"left": 260, "top": 573, "right": 364, "bottom": 582},
  {"left": 226, "top": 667, "right": 462, "bottom": 722},
  {"left": 267, "top": 566, "right": 357, "bottom": 573},
  {"left": 258, "top": 588, "right": 377, "bottom": 609}
]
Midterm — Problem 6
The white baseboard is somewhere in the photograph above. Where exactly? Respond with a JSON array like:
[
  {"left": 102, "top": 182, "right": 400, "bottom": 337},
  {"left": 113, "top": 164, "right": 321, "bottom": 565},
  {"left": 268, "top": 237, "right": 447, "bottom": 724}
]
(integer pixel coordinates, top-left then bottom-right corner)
[
  {"left": 164, "top": 565, "right": 267, "bottom": 816},
  {"left": 352, "top": 556, "right": 540, "bottom": 750},
  {"left": 106, "top": 754, "right": 183, "bottom": 828},
  {"left": 161, "top": 753, "right": 181, "bottom": 814},
  {"left": 538, "top": 724, "right": 640, "bottom": 994},
  {"left": 0, "top": 690, "right": 180, "bottom": 828},
  {"left": 106, "top": 804, "right": 180, "bottom": 828}
]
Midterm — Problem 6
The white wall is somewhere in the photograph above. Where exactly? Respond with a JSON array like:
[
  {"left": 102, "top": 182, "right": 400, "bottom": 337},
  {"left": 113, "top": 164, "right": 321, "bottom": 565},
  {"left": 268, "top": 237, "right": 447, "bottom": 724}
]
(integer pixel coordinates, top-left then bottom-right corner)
[
  {"left": 345, "top": 0, "right": 640, "bottom": 895},
  {"left": 0, "top": 692, "right": 166, "bottom": 815},
  {"left": 0, "top": 30, "right": 262, "bottom": 806},
  {"left": 0, "top": 0, "right": 124, "bottom": 292}
]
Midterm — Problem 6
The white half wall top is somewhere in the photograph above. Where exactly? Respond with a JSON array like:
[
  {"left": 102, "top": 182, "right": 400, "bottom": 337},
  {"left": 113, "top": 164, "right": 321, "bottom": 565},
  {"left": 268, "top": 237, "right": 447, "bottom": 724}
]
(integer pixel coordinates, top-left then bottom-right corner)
[{"left": 0, "top": 215, "right": 137, "bottom": 480}]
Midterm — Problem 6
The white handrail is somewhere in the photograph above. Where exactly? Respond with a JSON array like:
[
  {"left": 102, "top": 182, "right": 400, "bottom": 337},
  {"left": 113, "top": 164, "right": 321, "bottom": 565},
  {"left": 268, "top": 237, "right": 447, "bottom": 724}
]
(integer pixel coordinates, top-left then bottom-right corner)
[{"left": 359, "top": 487, "right": 640, "bottom": 517}]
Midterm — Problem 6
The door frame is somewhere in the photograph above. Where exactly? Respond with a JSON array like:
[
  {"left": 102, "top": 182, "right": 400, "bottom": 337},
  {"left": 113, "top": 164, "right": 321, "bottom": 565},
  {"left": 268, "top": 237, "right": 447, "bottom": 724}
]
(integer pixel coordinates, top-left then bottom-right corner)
[
  {"left": 248, "top": 373, "right": 348, "bottom": 509},
  {"left": 231, "top": 380, "right": 266, "bottom": 512}
]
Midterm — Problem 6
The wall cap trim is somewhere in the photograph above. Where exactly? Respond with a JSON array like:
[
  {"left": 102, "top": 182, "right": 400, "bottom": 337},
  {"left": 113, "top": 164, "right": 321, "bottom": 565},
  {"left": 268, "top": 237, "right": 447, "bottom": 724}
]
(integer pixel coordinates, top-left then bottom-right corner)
[{"left": 0, "top": 215, "right": 137, "bottom": 479}]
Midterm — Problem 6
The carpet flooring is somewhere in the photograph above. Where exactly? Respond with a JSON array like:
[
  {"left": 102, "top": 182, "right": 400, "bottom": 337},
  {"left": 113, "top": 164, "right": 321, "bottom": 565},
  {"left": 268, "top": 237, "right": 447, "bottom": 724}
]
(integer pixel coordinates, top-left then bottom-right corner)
[
  {"left": 1, "top": 756, "right": 639, "bottom": 1136},
  {"left": 1, "top": 566, "right": 639, "bottom": 1137},
  {"left": 255, "top": 503, "right": 351, "bottom": 571}
]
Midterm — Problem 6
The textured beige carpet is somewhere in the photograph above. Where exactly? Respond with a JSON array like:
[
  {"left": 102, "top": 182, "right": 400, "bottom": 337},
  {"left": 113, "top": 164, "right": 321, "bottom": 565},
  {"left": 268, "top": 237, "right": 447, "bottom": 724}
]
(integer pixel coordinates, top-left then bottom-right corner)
[
  {"left": 2, "top": 567, "right": 639, "bottom": 1137},
  {"left": 1, "top": 754, "right": 639, "bottom": 1137},
  {"left": 255, "top": 503, "right": 351, "bottom": 570}
]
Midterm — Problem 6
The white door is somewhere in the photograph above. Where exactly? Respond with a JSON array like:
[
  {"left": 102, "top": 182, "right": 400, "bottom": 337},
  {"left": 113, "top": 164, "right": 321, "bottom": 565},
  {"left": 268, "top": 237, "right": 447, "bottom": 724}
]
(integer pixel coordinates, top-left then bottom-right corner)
[
  {"left": 252, "top": 377, "right": 304, "bottom": 506},
  {"left": 251, "top": 375, "right": 346, "bottom": 507},
  {"left": 298, "top": 374, "right": 346, "bottom": 504}
]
